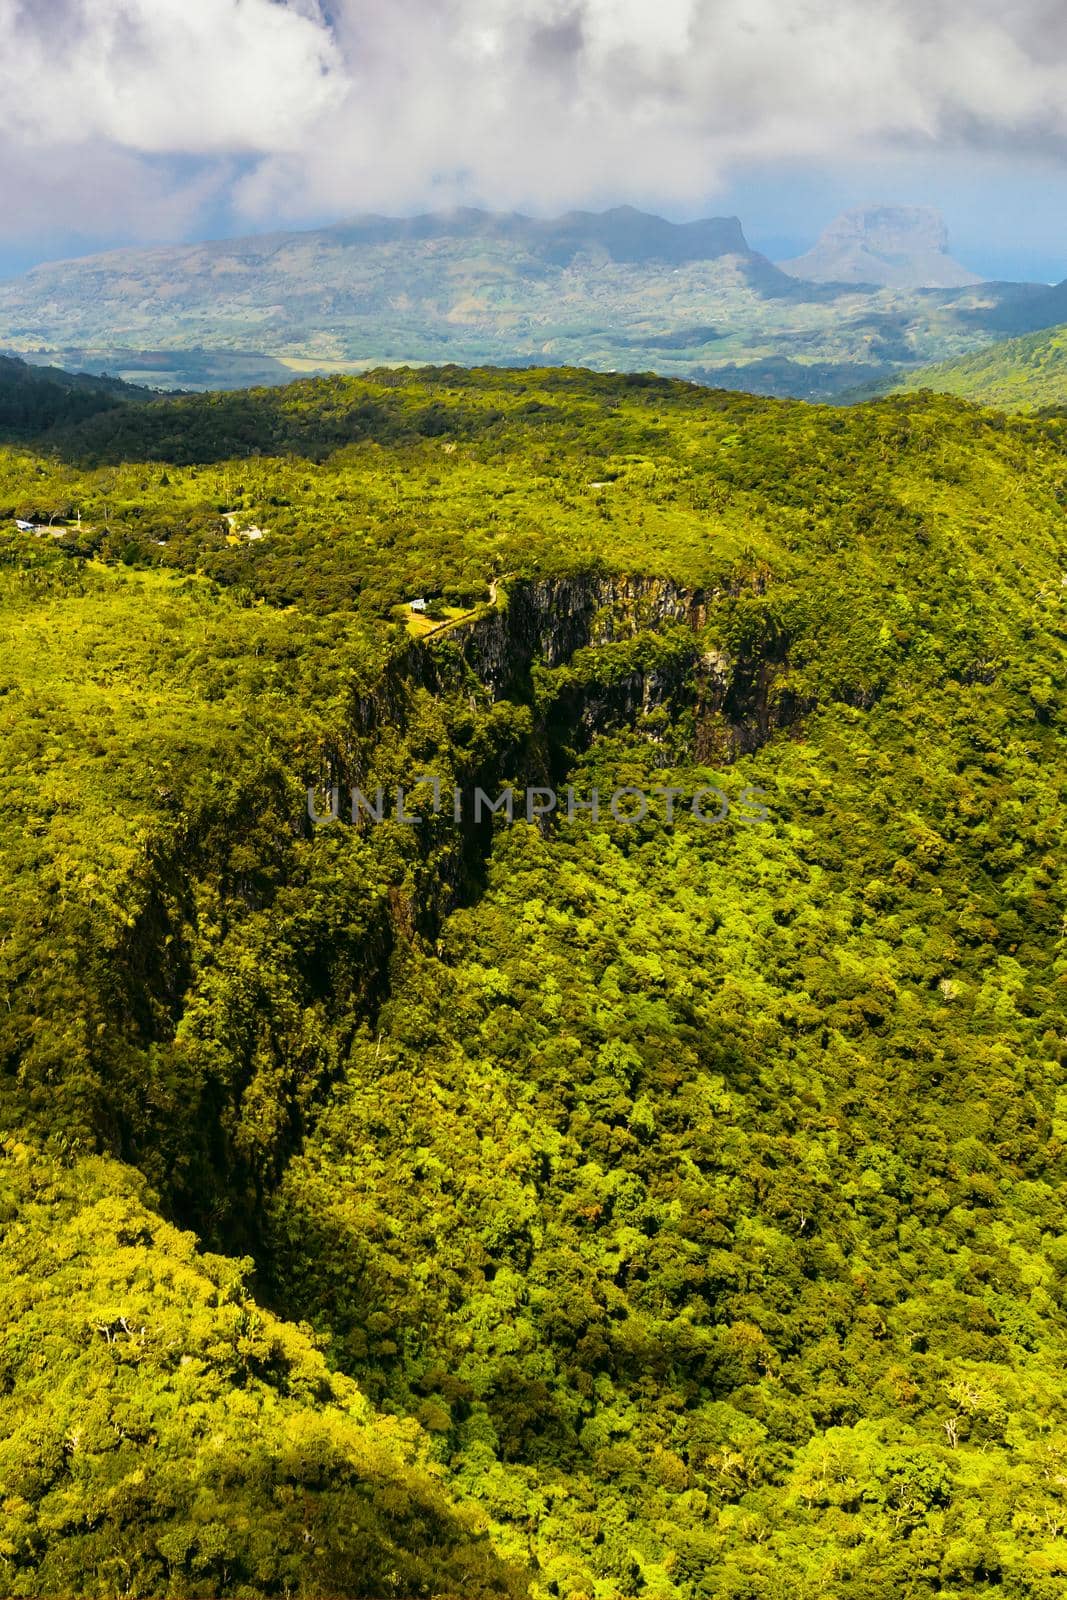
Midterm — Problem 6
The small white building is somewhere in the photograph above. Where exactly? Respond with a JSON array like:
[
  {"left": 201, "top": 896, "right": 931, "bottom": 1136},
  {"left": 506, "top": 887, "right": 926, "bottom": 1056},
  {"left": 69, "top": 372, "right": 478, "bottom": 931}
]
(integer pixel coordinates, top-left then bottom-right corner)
[{"left": 409, "top": 597, "right": 428, "bottom": 614}]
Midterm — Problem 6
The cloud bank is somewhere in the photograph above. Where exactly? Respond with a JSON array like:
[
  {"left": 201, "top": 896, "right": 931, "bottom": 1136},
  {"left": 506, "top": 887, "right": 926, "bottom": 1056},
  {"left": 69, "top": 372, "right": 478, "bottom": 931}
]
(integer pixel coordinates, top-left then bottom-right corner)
[{"left": 1, "top": 0, "right": 1066, "bottom": 247}]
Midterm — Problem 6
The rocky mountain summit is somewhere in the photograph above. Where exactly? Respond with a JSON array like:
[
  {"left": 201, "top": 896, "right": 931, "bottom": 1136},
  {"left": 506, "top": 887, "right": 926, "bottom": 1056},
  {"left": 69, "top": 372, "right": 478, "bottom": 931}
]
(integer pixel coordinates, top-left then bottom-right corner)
[{"left": 779, "top": 205, "right": 981, "bottom": 289}]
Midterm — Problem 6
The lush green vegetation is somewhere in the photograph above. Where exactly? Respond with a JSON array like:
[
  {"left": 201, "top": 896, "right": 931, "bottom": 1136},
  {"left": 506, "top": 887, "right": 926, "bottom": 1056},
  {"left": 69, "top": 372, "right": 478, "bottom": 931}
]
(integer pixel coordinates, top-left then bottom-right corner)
[
  {"left": 0, "top": 1141, "right": 525, "bottom": 1599},
  {"left": 898, "top": 325, "right": 1067, "bottom": 411},
  {"left": 0, "top": 367, "right": 1064, "bottom": 1597}
]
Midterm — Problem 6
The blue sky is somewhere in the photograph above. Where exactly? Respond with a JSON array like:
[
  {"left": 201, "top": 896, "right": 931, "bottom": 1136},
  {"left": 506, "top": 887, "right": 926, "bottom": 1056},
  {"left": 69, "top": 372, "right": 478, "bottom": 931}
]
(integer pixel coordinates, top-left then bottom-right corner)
[{"left": 0, "top": 1, "right": 1063, "bottom": 287}]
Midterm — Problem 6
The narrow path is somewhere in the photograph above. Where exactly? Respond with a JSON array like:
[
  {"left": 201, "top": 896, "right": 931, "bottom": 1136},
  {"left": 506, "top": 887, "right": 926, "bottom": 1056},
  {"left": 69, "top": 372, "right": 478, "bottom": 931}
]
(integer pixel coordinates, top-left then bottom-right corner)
[{"left": 421, "top": 577, "right": 501, "bottom": 640}]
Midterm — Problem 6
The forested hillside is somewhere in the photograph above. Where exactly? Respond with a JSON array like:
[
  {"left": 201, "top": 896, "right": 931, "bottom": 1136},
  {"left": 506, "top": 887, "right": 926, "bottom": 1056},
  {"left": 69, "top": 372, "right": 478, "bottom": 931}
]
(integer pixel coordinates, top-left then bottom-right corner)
[
  {"left": 898, "top": 325, "right": 1067, "bottom": 411},
  {"left": 0, "top": 368, "right": 1064, "bottom": 1598},
  {"left": 0, "top": 352, "right": 142, "bottom": 438}
]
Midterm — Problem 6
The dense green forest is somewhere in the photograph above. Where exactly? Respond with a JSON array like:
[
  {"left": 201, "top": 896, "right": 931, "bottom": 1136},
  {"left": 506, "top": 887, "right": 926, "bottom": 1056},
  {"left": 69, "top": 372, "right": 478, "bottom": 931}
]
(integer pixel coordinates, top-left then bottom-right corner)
[
  {"left": 0, "top": 366, "right": 1064, "bottom": 1598},
  {"left": 0, "top": 353, "right": 145, "bottom": 438},
  {"left": 897, "top": 324, "right": 1067, "bottom": 411}
]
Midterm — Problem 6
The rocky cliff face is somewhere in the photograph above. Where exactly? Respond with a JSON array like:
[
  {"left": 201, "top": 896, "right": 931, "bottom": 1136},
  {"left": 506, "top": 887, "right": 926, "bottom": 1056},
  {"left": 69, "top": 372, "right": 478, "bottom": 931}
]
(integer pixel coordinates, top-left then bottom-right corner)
[
  {"left": 416, "top": 573, "right": 805, "bottom": 763},
  {"left": 314, "top": 571, "right": 806, "bottom": 824},
  {"left": 449, "top": 575, "right": 700, "bottom": 685}
]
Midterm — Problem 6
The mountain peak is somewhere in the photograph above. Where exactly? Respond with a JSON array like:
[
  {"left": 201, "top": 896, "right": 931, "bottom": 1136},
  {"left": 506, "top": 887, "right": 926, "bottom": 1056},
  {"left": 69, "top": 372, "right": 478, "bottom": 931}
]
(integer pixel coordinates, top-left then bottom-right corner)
[{"left": 779, "top": 205, "right": 981, "bottom": 289}]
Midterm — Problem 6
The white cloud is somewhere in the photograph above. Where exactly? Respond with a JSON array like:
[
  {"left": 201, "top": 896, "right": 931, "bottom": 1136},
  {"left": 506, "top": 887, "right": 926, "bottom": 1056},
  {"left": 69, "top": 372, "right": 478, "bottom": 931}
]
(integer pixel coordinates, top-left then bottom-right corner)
[
  {"left": 232, "top": 0, "right": 1067, "bottom": 222},
  {"left": 1, "top": 0, "right": 1067, "bottom": 249},
  {"left": 0, "top": 0, "right": 346, "bottom": 154}
]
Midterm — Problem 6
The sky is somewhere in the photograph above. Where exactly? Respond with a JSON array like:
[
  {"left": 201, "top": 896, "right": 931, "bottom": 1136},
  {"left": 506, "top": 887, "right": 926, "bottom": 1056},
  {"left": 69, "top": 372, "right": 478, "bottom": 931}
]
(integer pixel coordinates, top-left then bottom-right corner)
[{"left": 0, "top": 0, "right": 1065, "bottom": 282}]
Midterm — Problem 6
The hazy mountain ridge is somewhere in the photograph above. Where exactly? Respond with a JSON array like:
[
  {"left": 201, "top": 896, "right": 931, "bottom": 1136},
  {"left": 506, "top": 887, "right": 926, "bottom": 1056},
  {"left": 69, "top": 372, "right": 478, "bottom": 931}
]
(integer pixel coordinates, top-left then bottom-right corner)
[
  {"left": 328, "top": 204, "right": 766, "bottom": 268},
  {"left": 0, "top": 205, "right": 1058, "bottom": 399},
  {"left": 980, "top": 277, "right": 1067, "bottom": 335}
]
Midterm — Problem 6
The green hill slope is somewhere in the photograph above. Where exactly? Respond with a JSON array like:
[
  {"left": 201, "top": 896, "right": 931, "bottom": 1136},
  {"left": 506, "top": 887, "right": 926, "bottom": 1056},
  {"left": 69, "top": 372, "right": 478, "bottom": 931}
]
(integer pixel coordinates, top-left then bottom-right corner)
[
  {"left": 0, "top": 369, "right": 1065, "bottom": 1598},
  {"left": 0, "top": 1143, "right": 525, "bottom": 1599},
  {"left": 899, "top": 324, "right": 1067, "bottom": 409}
]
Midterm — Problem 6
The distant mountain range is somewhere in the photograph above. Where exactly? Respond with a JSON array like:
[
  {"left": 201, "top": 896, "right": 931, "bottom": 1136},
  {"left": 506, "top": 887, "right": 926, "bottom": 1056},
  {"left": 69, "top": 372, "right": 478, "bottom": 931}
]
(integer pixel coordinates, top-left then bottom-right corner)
[
  {"left": 0, "top": 204, "right": 1061, "bottom": 400},
  {"left": 980, "top": 278, "right": 1067, "bottom": 335}
]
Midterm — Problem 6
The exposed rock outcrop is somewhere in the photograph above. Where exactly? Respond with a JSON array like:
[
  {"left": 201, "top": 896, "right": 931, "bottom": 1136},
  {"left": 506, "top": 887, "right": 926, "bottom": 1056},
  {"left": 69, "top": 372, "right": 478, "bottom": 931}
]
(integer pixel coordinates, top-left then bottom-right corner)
[{"left": 779, "top": 206, "right": 980, "bottom": 289}]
